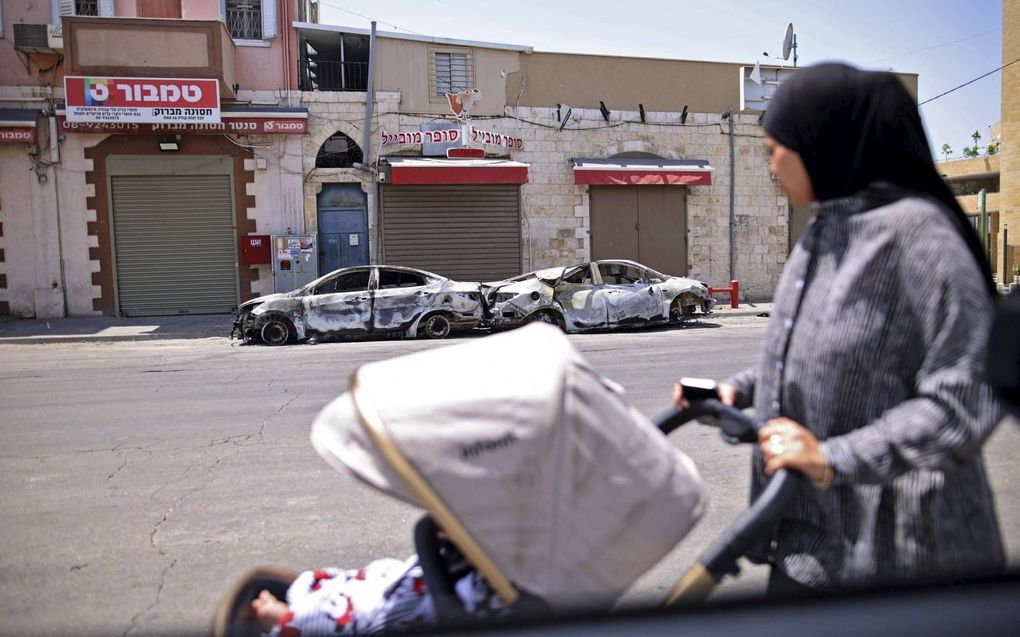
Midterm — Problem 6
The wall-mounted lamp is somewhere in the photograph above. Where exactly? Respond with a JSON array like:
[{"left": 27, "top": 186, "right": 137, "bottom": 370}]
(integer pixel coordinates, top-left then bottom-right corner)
[
  {"left": 680, "top": 105, "right": 688, "bottom": 124},
  {"left": 599, "top": 100, "right": 610, "bottom": 122},
  {"left": 638, "top": 104, "right": 646, "bottom": 123},
  {"left": 158, "top": 134, "right": 182, "bottom": 152}
]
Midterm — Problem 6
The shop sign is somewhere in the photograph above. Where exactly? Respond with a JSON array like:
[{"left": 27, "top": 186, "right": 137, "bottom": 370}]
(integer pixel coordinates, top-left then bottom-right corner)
[
  {"left": 381, "top": 128, "right": 462, "bottom": 146},
  {"left": 471, "top": 128, "right": 524, "bottom": 150},
  {"left": 0, "top": 128, "right": 36, "bottom": 144},
  {"left": 57, "top": 117, "right": 306, "bottom": 135},
  {"left": 63, "top": 77, "right": 220, "bottom": 124}
]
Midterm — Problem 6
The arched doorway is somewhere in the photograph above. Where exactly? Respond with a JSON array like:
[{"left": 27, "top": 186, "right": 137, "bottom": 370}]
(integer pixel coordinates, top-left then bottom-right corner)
[{"left": 314, "top": 133, "right": 368, "bottom": 275}]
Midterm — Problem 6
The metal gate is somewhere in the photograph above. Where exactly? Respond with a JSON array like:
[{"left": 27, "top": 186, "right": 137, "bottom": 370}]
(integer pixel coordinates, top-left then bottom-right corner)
[
  {"left": 110, "top": 174, "right": 237, "bottom": 316},
  {"left": 380, "top": 184, "right": 522, "bottom": 281},
  {"left": 590, "top": 186, "right": 688, "bottom": 276}
]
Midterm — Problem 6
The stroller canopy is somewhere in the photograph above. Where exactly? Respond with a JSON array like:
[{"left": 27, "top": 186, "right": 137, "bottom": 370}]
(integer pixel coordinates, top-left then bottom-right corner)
[{"left": 311, "top": 323, "right": 707, "bottom": 610}]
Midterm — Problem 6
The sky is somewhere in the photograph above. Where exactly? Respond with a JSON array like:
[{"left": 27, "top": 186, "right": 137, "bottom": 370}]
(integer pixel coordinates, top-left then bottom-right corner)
[{"left": 315, "top": 0, "right": 1005, "bottom": 160}]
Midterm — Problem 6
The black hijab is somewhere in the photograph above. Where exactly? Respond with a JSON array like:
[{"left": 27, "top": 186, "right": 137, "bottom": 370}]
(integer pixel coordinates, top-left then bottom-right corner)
[{"left": 762, "top": 62, "right": 995, "bottom": 296}]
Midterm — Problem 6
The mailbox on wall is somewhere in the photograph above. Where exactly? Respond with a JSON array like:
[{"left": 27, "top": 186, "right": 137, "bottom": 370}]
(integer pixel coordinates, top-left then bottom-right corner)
[{"left": 240, "top": 235, "right": 271, "bottom": 265}]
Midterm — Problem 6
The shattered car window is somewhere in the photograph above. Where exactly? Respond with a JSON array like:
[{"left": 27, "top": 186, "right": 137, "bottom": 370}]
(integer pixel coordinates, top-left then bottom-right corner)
[
  {"left": 562, "top": 265, "right": 594, "bottom": 285},
  {"left": 378, "top": 269, "right": 428, "bottom": 289},
  {"left": 598, "top": 263, "right": 644, "bottom": 285},
  {"left": 315, "top": 270, "right": 370, "bottom": 295}
]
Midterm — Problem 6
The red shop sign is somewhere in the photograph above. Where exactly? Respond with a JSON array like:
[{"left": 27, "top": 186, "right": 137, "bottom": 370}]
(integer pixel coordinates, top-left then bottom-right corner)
[
  {"left": 64, "top": 76, "right": 221, "bottom": 124},
  {"left": 0, "top": 128, "right": 36, "bottom": 144},
  {"left": 57, "top": 117, "right": 307, "bottom": 135}
]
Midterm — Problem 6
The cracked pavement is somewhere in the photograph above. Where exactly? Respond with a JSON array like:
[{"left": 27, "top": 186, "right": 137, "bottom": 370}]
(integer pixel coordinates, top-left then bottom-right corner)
[{"left": 0, "top": 319, "right": 1017, "bottom": 636}]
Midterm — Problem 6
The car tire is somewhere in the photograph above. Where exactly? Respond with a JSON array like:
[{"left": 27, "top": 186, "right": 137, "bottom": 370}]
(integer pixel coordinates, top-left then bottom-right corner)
[
  {"left": 670, "top": 296, "right": 697, "bottom": 322},
  {"left": 260, "top": 317, "right": 292, "bottom": 346},
  {"left": 421, "top": 314, "right": 452, "bottom": 339},
  {"left": 526, "top": 310, "right": 565, "bottom": 331}
]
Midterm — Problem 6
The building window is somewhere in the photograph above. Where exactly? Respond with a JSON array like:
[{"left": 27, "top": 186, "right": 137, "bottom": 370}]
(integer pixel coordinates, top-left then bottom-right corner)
[
  {"left": 74, "top": 1, "right": 99, "bottom": 15},
  {"left": 55, "top": 0, "right": 107, "bottom": 16},
  {"left": 434, "top": 51, "right": 473, "bottom": 96},
  {"left": 315, "top": 132, "right": 363, "bottom": 169},
  {"left": 225, "top": 0, "right": 262, "bottom": 40}
]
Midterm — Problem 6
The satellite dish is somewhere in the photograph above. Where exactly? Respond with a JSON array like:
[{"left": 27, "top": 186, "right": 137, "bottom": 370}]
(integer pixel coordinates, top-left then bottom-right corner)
[
  {"left": 782, "top": 23, "right": 794, "bottom": 60},
  {"left": 779, "top": 22, "right": 795, "bottom": 65}
]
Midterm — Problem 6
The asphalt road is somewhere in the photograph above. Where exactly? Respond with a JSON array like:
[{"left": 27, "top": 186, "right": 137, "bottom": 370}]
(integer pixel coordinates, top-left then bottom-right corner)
[{"left": 1, "top": 317, "right": 1017, "bottom": 637}]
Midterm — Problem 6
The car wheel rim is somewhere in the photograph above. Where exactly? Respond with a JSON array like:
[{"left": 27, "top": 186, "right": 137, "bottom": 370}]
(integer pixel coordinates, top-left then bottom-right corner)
[
  {"left": 261, "top": 320, "right": 289, "bottom": 346},
  {"left": 425, "top": 316, "right": 450, "bottom": 339}
]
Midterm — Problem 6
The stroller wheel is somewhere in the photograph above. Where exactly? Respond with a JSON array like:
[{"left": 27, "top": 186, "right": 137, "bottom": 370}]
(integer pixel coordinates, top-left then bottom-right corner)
[{"left": 210, "top": 566, "right": 297, "bottom": 637}]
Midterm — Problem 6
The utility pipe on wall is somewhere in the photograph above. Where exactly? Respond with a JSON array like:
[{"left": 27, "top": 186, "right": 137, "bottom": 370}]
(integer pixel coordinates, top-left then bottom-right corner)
[
  {"left": 361, "top": 21, "right": 377, "bottom": 171},
  {"left": 726, "top": 109, "right": 736, "bottom": 286}
]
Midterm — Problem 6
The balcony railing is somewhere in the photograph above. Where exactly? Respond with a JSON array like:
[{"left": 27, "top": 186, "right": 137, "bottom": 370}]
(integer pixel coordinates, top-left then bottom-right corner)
[{"left": 298, "top": 60, "right": 369, "bottom": 92}]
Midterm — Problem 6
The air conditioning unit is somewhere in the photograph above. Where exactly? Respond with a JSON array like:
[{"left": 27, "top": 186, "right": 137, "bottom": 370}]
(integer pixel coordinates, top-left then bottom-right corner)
[{"left": 12, "top": 24, "right": 64, "bottom": 54}]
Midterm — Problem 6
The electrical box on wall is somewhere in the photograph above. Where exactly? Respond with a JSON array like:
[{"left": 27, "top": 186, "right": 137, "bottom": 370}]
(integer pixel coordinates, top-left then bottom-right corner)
[
  {"left": 240, "top": 235, "right": 272, "bottom": 264},
  {"left": 271, "top": 235, "right": 318, "bottom": 293}
]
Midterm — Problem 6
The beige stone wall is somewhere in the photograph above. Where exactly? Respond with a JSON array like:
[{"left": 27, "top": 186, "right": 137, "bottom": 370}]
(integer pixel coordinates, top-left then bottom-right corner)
[
  {"left": 374, "top": 39, "right": 521, "bottom": 117},
  {"left": 370, "top": 105, "right": 786, "bottom": 299},
  {"left": 939, "top": 155, "right": 1000, "bottom": 179},
  {"left": 298, "top": 90, "right": 402, "bottom": 267},
  {"left": 1000, "top": 0, "right": 1020, "bottom": 282}
]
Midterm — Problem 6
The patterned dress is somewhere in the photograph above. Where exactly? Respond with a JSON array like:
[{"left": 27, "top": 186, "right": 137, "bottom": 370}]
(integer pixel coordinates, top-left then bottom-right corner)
[{"left": 729, "top": 190, "right": 1005, "bottom": 587}]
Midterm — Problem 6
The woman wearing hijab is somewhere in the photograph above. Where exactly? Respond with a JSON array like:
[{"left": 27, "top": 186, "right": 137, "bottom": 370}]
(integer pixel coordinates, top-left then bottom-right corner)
[{"left": 674, "top": 63, "right": 1005, "bottom": 595}]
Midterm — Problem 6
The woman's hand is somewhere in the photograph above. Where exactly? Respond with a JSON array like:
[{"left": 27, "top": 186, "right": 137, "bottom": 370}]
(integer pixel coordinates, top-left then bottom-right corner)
[
  {"left": 672, "top": 381, "right": 738, "bottom": 409},
  {"left": 759, "top": 417, "right": 832, "bottom": 489}
]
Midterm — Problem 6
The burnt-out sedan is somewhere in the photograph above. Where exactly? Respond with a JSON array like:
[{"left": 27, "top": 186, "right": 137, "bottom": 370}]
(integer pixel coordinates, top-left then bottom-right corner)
[
  {"left": 232, "top": 266, "right": 485, "bottom": 345},
  {"left": 482, "top": 259, "right": 715, "bottom": 332}
]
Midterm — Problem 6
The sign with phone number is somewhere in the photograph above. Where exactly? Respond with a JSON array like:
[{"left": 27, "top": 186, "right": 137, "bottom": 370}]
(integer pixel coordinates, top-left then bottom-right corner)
[{"left": 57, "top": 117, "right": 307, "bottom": 135}]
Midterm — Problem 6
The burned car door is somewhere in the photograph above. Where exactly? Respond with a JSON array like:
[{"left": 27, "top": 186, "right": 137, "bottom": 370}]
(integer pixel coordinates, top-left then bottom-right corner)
[
  {"left": 553, "top": 264, "right": 608, "bottom": 330},
  {"left": 596, "top": 261, "right": 664, "bottom": 325},
  {"left": 302, "top": 268, "right": 373, "bottom": 337},
  {"left": 372, "top": 268, "right": 433, "bottom": 333}
]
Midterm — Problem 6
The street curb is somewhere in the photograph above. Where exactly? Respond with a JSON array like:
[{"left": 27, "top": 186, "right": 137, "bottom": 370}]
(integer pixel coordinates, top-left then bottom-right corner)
[
  {"left": 0, "top": 334, "right": 232, "bottom": 345},
  {"left": 0, "top": 307, "right": 772, "bottom": 345}
]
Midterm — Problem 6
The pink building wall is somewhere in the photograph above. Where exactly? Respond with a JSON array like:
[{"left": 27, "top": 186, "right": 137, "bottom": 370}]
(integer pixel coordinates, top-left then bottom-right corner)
[{"left": 0, "top": 1, "right": 288, "bottom": 91}]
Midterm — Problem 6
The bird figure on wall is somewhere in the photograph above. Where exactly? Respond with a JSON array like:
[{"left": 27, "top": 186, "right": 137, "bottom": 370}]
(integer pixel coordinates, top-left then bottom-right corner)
[{"left": 446, "top": 88, "right": 482, "bottom": 119}]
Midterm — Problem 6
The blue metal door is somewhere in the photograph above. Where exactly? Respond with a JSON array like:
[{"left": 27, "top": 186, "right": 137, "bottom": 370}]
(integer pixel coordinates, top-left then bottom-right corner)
[{"left": 317, "top": 207, "right": 368, "bottom": 274}]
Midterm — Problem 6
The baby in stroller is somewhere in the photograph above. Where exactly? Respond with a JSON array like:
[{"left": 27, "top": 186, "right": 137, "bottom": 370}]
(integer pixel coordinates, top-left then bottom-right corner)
[
  {"left": 220, "top": 323, "right": 708, "bottom": 636},
  {"left": 250, "top": 554, "right": 502, "bottom": 635}
]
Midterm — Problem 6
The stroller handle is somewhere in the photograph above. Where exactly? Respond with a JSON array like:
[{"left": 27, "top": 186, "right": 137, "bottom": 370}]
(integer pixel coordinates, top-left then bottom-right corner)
[
  {"left": 656, "top": 398, "right": 802, "bottom": 606},
  {"left": 653, "top": 398, "right": 761, "bottom": 442}
]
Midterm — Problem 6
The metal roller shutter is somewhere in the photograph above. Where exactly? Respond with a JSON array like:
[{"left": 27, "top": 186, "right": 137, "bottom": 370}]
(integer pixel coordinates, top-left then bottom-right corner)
[
  {"left": 111, "top": 174, "right": 237, "bottom": 316},
  {"left": 380, "top": 184, "right": 522, "bottom": 282}
]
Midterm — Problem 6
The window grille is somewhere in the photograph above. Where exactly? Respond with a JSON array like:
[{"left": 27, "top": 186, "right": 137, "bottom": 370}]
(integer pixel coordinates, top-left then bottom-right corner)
[
  {"left": 316, "top": 132, "right": 363, "bottom": 168},
  {"left": 435, "top": 52, "right": 472, "bottom": 96},
  {"left": 225, "top": 0, "right": 262, "bottom": 40},
  {"left": 75, "top": 1, "right": 99, "bottom": 15}
]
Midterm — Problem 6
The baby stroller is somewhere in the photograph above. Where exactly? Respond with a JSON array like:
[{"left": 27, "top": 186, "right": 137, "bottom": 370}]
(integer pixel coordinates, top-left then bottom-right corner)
[{"left": 211, "top": 323, "right": 798, "bottom": 635}]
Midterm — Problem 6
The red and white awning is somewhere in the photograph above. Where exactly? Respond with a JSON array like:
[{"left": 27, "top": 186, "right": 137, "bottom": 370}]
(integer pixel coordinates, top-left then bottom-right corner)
[
  {"left": 384, "top": 157, "right": 529, "bottom": 185},
  {"left": 570, "top": 158, "right": 713, "bottom": 186}
]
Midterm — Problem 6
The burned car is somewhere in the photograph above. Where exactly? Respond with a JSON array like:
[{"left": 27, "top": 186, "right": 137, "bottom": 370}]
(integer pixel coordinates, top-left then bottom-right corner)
[
  {"left": 232, "top": 266, "right": 484, "bottom": 345},
  {"left": 482, "top": 259, "right": 715, "bottom": 332}
]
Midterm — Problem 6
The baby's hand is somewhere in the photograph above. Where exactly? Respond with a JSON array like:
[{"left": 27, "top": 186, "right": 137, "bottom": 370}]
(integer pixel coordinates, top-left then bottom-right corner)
[{"left": 251, "top": 589, "right": 290, "bottom": 631}]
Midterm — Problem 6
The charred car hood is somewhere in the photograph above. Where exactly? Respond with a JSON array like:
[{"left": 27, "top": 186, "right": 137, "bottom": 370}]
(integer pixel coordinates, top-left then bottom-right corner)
[{"left": 236, "top": 292, "right": 292, "bottom": 311}]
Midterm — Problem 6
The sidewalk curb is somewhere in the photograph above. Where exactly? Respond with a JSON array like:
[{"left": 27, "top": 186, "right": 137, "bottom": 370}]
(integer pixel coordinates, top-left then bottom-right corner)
[
  {"left": 0, "top": 305, "right": 772, "bottom": 345},
  {"left": 0, "top": 333, "right": 231, "bottom": 345}
]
